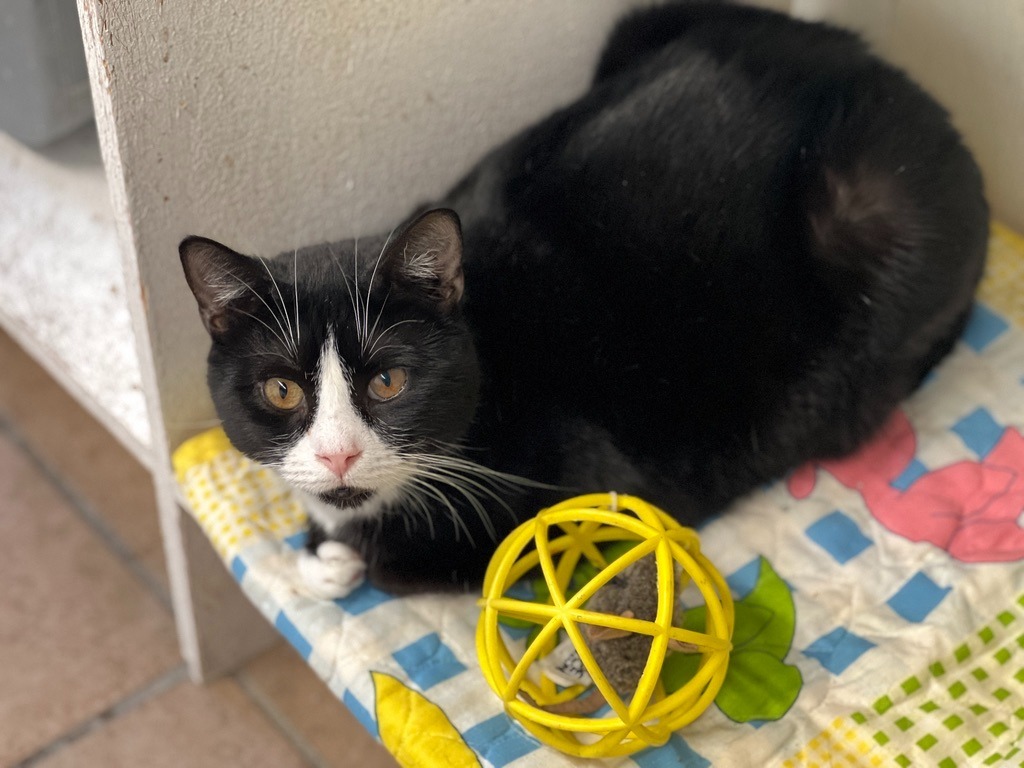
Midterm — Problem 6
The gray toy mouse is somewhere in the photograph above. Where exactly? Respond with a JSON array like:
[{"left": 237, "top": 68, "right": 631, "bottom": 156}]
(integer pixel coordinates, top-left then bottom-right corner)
[{"left": 540, "top": 554, "right": 695, "bottom": 715}]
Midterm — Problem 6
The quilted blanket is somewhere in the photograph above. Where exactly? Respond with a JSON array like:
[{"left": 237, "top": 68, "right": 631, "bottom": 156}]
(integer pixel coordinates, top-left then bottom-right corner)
[{"left": 174, "top": 223, "right": 1024, "bottom": 767}]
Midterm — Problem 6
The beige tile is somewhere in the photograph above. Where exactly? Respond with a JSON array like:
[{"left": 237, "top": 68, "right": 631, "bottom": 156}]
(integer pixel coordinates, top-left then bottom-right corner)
[
  {"left": 0, "top": 435, "right": 181, "bottom": 766},
  {"left": 34, "top": 679, "right": 310, "bottom": 768},
  {"left": 0, "top": 330, "right": 168, "bottom": 595},
  {"left": 243, "top": 643, "right": 399, "bottom": 768}
]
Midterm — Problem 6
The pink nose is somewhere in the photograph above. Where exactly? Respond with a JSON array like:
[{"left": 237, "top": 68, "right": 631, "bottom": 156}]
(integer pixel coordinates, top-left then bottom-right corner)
[{"left": 316, "top": 450, "right": 362, "bottom": 479}]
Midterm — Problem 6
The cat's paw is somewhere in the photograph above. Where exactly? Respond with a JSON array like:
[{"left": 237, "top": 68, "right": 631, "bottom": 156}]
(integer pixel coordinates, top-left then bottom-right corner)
[{"left": 297, "top": 541, "right": 366, "bottom": 600}]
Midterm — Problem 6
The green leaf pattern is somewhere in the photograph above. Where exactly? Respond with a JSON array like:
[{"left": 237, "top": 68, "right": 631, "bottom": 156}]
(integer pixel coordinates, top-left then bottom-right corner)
[{"left": 664, "top": 557, "right": 803, "bottom": 723}]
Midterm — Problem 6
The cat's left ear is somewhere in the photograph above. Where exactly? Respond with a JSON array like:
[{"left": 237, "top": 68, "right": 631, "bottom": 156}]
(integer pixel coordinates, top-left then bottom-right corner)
[{"left": 383, "top": 209, "right": 464, "bottom": 312}]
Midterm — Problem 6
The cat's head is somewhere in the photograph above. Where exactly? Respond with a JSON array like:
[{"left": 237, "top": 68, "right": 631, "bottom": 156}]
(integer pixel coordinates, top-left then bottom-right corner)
[{"left": 180, "top": 209, "right": 480, "bottom": 523}]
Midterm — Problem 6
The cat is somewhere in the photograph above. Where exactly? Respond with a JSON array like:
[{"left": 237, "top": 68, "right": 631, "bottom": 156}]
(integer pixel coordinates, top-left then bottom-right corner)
[{"left": 180, "top": 2, "right": 988, "bottom": 597}]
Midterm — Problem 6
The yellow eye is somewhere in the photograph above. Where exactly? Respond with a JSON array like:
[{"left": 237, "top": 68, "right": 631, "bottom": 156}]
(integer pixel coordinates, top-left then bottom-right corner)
[
  {"left": 368, "top": 368, "right": 408, "bottom": 402},
  {"left": 263, "top": 378, "right": 305, "bottom": 411}
]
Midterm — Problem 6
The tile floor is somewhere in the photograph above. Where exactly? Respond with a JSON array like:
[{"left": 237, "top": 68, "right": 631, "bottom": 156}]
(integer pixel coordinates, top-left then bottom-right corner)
[{"left": 0, "top": 330, "right": 398, "bottom": 768}]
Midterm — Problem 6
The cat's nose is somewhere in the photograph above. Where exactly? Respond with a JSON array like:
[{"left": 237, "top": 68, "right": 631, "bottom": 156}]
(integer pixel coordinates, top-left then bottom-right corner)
[{"left": 316, "top": 450, "right": 362, "bottom": 479}]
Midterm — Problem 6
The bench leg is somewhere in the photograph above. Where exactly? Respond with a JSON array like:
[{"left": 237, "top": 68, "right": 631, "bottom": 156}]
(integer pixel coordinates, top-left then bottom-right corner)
[{"left": 158, "top": 490, "right": 279, "bottom": 682}]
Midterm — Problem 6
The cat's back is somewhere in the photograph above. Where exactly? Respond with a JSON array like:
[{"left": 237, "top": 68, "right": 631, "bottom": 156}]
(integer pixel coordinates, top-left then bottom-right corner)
[
  {"left": 452, "top": 2, "right": 986, "bottom": 475},
  {"left": 490, "top": 3, "right": 972, "bottom": 255},
  {"left": 454, "top": 2, "right": 984, "bottom": 330}
]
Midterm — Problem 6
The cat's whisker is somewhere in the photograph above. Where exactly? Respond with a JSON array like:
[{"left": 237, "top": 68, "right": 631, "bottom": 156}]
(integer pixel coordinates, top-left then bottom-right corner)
[
  {"left": 352, "top": 239, "right": 365, "bottom": 348},
  {"left": 405, "top": 475, "right": 475, "bottom": 545},
  {"left": 392, "top": 484, "right": 437, "bottom": 539},
  {"left": 409, "top": 453, "right": 564, "bottom": 492},
  {"left": 366, "top": 319, "right": 425, "bottom": 360},
  {"left": 292, "top": 248, "right": 301, "bottom": 351},
  {"left": 406, "top": 465, "right": 502, "bottom": 541},
  {"left": 409, "top": 462, "right": 522, "bottom": 535},
  {"left": 325, "top": 242, "right": 347, "bottom": 284},
  {"left": 252, "top": 258, "right": 299, "bottom": 359},
  {"left": 233, "top": 308, "right": 297, "bottom": 360},
  {"left": 337, "top": 271, "right": 361, "bottom": 347},
  {"left": 230, "top": 345, "right": 300, "bottom": 367},
  {"left": 399, "top": 451, "right": 541, "bottom": 538},
  {"left": 327, "top": 242, "right": 369, "bottom": 351},
  {"left": 416, "top": 435, "right": 479, "bottom": 455},
  {"left": 399, "top": 509, "right": 413, "bottom": 538},
  {"left": 266, "top": 434, "right": 297, "bottom": 446},
  {"left": 409, "top": 491, "right": 436, "bottom": 539},
  {"left": 220, "top": 266, "right": 296, "bottom": 359},
  {"left": 361, "top": 230, "right": 393, "bottom": 355},
  {"left": 365, "top": 290, "right": 392, "bottom": 357},
  {"left": 364, "top": 343, "right": 403, "bottom": 362},
  {"left": 394, "top": 450, "right": 569, "bottom": 537}
]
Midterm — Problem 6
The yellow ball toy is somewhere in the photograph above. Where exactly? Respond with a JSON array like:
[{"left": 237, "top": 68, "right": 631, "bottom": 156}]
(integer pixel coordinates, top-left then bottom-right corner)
[{"left": 476, "top": 493, "right": 734, "bottom": 758}]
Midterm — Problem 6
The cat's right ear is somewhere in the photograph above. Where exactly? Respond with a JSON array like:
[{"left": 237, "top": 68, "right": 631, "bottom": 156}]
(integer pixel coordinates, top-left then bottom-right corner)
[
  {"left": 179, "top": 236, "right": 267, "bottom": 339},
  {"left": 382, "top": 209, "right": 465, "bottom": 313}
]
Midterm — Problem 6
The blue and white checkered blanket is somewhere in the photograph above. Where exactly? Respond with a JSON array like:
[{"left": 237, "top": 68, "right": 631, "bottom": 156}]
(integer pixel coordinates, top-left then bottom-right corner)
[{"left": 175, "top": 225, "right": 1024, "bottom": 767}]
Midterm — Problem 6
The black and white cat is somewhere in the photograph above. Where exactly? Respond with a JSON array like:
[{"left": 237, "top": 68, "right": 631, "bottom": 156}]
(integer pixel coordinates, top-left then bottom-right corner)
[{"left": 180, "top": 3, "right": 987, "bottom": 597}]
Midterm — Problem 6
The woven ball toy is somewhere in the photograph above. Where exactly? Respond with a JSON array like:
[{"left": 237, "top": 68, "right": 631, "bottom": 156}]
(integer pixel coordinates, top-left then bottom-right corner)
[{"left": 476, "top": 493, "right": 735, "bottom": 758}]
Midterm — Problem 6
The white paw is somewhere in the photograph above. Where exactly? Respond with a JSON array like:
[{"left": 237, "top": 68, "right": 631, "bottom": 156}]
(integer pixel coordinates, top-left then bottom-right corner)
[{"left": 297, "top": 541, "right": 366, "bottom": 600}]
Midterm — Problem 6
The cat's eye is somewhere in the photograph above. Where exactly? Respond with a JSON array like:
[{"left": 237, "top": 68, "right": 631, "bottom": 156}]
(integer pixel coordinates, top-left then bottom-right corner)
[
  {"left": 263, "top": 378, "right": 305, "bottom": 411},
  {"left": 368, "top": 368, "right": 408, "bottom": 402}
]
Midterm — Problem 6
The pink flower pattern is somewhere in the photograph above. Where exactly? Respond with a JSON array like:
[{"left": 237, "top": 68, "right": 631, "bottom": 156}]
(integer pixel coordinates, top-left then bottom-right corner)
[{"left": 788, "top": 411, "right": 1024, "bottom": 562}]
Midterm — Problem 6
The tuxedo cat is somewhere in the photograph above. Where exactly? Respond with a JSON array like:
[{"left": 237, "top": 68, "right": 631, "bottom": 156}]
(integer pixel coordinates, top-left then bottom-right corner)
[{"left": 180, "top": 2, "right": 987, "bottom": 596}]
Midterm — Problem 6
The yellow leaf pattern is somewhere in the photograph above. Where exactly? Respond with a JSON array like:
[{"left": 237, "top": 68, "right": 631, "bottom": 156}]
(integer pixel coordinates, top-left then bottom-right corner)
[{"left": 372, "top": 671, "right": 480, "bottom": 768}]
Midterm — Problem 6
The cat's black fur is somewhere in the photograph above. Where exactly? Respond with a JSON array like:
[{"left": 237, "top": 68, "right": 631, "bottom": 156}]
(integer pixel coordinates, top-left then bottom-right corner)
[{"left": 181, "top": 3, "right": 988, "bottom": 593}]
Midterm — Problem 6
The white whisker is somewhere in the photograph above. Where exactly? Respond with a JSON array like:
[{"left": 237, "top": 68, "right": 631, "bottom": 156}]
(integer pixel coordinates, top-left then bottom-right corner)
[
  {"left": 406, "top": 465, "right": 507, "bottom": 537},
  {"left": 253, "top": 259, "right": 298, "bottom": 358},
  {"left": 366, "top": 319, "right": 425, "bottom": 360},
  {"left": 326, "top": 242, "right": 365, "bottom": 351},
  {"left": 233, "top": 349, "right": 300, "bottom": 366},
  {"left": 353, "top": 239, "right": 364, "bottom": 347},
  {"left": 408, "top": 467, "right": 497, "bottom": 541},
  {"left": 364, "top": 343, "right": 403, "bottom": 361},
  {"left": 219, "top": 266, "right": 297, "bottom": 359},
  {"left": 366, "top": 290, "right": 391, "bottom": 356},
  {"left": 362, "top": 230, "right": 393, "bottom": 354},
  {"left": 341, "top": 276, "right": 361, "bottom": 343},
  {"left": 406, "top": 475, "right": 475, "bottom": 545},
  {"left": 394, "top": 484, "right": 437, "bottom": 540},
  {"left": 395, "top": 449, "right": 565, "bottom": 543},
  {"left": 410, "top": 453, "right": 562, "bottom": 492},
  {"left": 292, "top": 248, "right": 301, "bottom": 350},
  {"left": 234, "top": 308, "right": 295, "bottom": 358}
]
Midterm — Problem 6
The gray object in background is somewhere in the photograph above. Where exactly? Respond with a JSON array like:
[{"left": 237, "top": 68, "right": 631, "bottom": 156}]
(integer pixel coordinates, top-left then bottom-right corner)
[{"left": 0, "top": 0, "right": 93, "bottom": 147}]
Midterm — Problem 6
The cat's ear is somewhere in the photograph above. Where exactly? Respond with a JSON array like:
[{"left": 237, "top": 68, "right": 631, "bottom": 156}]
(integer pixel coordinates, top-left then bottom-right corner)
[
  {"left": 383, "top": 209, "right": 464, "bottom": 312},
  {"left": 179, "top": 236, "right": 269, "bottom": 338}
]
